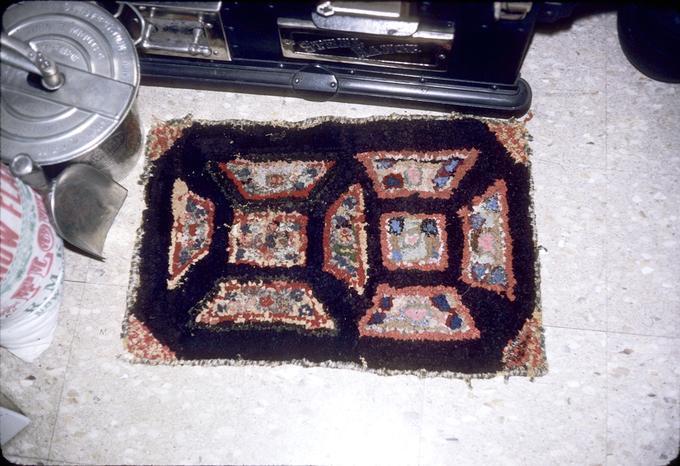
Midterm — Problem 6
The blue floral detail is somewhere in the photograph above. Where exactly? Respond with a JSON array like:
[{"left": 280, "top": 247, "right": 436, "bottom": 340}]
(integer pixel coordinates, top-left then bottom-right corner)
[
  {"left": 444, "top": 159, "right": 460, "bottom": 173},
  {"left": 380, "top": 296, "right": 393, "bottom": 310},
  {"left": 240, "top": 224, "right": 251, "bottom": 234},
  {"left": 388, "top": 217, "right": 404, "bottom": 235},
  {"left": 431, "top": 294, "right": 451, "bottom": 312},
  {"left": 391, "top": 250, "right": 403, "bottom": 261},
  {"left": 334, "top": 255, "right": 350, "bottom": 268},
  {"left": 293, "top": 181, "right": 306, "bottom": 191},
  {"left": 470, "top": 213, "right": 485, "bottom": 229},
  {"left": 368, "top": 312, "right": 386, "bottom": 325},
  {"left": 235, "top": 249, "right": 245, "bottom": 260},
  {"left": 484, "top": 195, "right": 500, "bottom": 212},
  {"left": 471, "top": 262, "right": 487, "bottom": 280},
  {"left": 383, "top": 174, "right": 403, "bottom": 188},
  {"left": 298, "top": 304, "right": 314, "bottom": 317},
  {"left": 448, "top": 315, "right": 463, "bottom": 330},
  {"left": 488, "top": 266, "right": 508, "bottom": 285},
  {"left": 306, "top": 167, "right": 318, "bottom": 177},
  {"left": 420, "top": 218, "right": 439, "bottom": 236},
  {"left": 334, "top": 215, "right": 350, "bottom": 228},
  {"left": 376, "top": 159, "right": 395, "bottom": 169},
  {"left": 291, "top": 289, "right": 304, "bottom": 301},
  {"left": 236, "top": 168, "right": 251, "bottom": 178},
  {"left": 433, "top": 176, "right": 450, "bottom": 189},
  {"left": 179, "top": 249, "right": 191, "bottom": 265},
  {"left": 342, "top": 196, "right": 357, "bottom": 209}
]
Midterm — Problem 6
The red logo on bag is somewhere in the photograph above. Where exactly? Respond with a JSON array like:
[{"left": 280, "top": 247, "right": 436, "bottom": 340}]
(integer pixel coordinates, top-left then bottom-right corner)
[
  {"left": 38, "top": 223, "right": 54, "bottom": 252},
  {"left": 11, "top": 253, "right": 54, "bottom": 302}
]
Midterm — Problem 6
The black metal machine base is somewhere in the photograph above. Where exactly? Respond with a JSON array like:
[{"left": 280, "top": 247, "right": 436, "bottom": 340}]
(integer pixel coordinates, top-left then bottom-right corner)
[
  {"left": 140, "top": 58, "right": 532, "bottom": 116},
  {"left": 105, "top": 1, "right": 564, "bottom": 117}
]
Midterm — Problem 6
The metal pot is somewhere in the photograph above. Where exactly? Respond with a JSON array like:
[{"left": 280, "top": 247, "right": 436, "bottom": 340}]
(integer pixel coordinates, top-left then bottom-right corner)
[{"left": 0, "top": 1, "right": 141, "bottom": 181}]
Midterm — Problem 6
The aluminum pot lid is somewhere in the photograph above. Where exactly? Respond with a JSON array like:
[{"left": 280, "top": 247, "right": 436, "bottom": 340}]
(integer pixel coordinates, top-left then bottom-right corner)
[{"left": 1, "top": 1, "right": 139, "bottom": 165}]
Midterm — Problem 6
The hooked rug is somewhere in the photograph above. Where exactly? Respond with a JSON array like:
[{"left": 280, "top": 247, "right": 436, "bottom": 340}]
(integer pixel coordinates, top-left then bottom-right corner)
[{"left": 123, "top": 114, "right": 546, "bottom": 379}]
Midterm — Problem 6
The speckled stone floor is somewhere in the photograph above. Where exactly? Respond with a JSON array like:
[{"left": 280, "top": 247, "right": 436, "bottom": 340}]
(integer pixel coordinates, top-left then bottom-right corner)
[{"left": 2, "top": 11, "right": 678, "bottom": 466}]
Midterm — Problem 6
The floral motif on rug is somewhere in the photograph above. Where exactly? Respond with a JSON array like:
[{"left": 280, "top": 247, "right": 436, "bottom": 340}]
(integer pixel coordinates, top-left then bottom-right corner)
[
  {"left": 358, "top": 285, "right": 480, "bottom": 341},
  {"left": 125, "top": 116, "right": 546, "bottom": 378},
  {"left": 167, "top": 179, "right": 215, "bottom": 289},
  {"left": 323, "top": 184, "right": 369, "bottom": 295},
  {"left": 228, "top": 210, "right": 308, "bottom": 268},
  {"left": 380, "top": 212, "right": 448, "bottom": 271},
  {"left": 194, "top": 279, "right": 335, "bottom": 332},
  {"left": 458, "top": 179, "right": 516, "bottom": 301},
  {"left": 219, "top": 159, "right": 334, "bottom": 200},
  {"left": 356, "top": 149, "right": 479, "bottom": 199}
]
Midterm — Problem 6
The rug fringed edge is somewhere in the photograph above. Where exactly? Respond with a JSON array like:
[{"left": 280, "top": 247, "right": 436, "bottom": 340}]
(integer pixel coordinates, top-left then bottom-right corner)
[
  {"left": 121, "top": 117, "right": 191, "bottom": 351},
  {"left": 150, "top": 111, "right": 535, "bottom": 165},
  {"left": 513, "top": 135, "right": 549, "bottom": 377},
  {"left": 116, "top": 313, "right": 548, "bottom": 382},
  {"left": 176, "top": 110, "right": 533, "bottom": 134}
]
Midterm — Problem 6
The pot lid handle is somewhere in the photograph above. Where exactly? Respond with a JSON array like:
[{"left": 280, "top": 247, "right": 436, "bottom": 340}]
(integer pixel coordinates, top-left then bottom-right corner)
[{"left": 0, "top": 32, "right": 64, "bottom": 91}]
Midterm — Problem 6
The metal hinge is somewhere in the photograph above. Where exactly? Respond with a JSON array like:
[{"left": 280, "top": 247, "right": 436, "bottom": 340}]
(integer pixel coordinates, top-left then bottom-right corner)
[
  {"left": 494, "top": 2, "right": 532, "bottom": 21},
  {"left": 311, "top": 1, "right": 419, "bottom": 37},
  {"left": 114, "top": 1, "right": 231, "bottom": 61},
  {"left": 315, "top": 1, "right": 406, "bottom": 18}
]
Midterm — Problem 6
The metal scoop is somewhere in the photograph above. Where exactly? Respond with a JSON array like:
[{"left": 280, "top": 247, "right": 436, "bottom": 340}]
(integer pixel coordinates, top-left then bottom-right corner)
[{"left": 10, "top": 154, "right": 127, "bottom": 261}]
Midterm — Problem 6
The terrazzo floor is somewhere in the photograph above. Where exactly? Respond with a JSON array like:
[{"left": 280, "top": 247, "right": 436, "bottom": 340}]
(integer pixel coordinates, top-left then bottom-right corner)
[{"left": 2, "top": 11, "right": 679, "bottom": 466}]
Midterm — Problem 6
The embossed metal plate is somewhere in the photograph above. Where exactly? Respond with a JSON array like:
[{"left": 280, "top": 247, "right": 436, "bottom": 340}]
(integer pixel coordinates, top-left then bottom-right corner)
[{"left": 278, "top": 18, "right": 453, "bottom": 71}]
